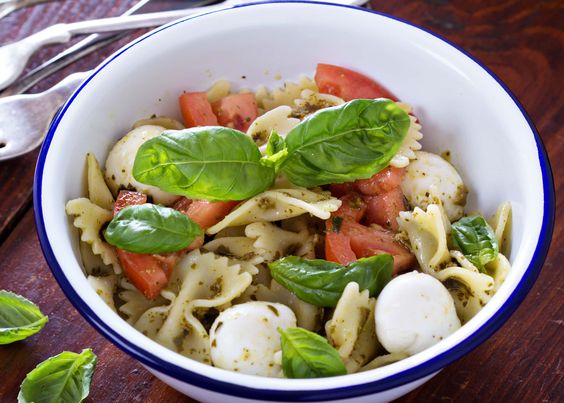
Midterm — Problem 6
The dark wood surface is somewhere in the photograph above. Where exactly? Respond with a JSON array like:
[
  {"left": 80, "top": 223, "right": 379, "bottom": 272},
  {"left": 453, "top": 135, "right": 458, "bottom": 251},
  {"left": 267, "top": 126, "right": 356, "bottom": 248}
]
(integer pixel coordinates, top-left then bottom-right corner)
[{"left": 0, "top": 0, "right": 562, "bottom": 402}]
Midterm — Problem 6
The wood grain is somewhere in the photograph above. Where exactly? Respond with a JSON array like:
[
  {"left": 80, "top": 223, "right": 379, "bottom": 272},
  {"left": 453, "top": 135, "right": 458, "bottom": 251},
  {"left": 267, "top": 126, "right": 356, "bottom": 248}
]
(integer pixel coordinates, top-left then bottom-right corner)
[{"left": 0, "top": 0, "right": 562, "bottom": 402}]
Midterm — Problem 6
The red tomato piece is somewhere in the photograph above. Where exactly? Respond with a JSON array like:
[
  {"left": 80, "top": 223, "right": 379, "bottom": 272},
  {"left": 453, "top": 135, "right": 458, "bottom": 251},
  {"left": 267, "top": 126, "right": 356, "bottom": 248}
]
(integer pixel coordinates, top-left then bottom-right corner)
[
  {"left": 343, "top": 220, "right": 415, "bottom": 274},
  {"left": 113, "top": 190, "right": 147, "bottom": 215},
  {"left": 182, "top": 199, "right": 239, "bottom": 230},
  {"left": 328, "top": 183, "right": 354, "bottom": 198},
  {"left": 179, "top": 92, "right": 219, "bottom": 127},
  {"left": 211, "top": 93, "right": 258, "bottom": 132},
  {"left": 325, "top": 230, "right": 357, "bottom": 265},
  {"left": 116, "top": 250, "right": 169, "bottom": 300},
  {"left": 113, "top": 191, "right": 176, "bottom": 299},
  {"left": 363, "top": 188, "right": 406, "bottom": 231},
  {"left": 333, "top": 193, "right": 367, "bottom": 222},
  {"left": 315, "top": 63, "right": 397, "bottom": 101},
  {"left": 353, "top": 167, "right": 405, "bottom": 196}
]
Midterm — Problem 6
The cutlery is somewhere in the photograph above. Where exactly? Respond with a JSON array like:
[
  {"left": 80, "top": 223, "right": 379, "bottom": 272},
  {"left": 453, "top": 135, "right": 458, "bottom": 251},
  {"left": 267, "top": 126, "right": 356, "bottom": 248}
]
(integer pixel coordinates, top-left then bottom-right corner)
[
  {"left": 0, "top": 0, "right": 364, "bottom": 91},
  {"left": 0, "top": 71, "right": 87, "bottom": 160},
  {"left": 0, "top": 0, "right": 56, "bottom": 20},
  {"left": 0, "top": 0, "right": 365, "bottom": 160},
  {"left": 0, "top": 0, "right": 152, "bottom": 97}
]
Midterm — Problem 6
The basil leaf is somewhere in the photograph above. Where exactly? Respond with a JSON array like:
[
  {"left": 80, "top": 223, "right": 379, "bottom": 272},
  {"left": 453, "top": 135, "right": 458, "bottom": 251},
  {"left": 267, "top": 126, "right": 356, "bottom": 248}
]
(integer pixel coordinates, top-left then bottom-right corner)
[
  {"left": 0, "top": 290, "right": 48, "bottom": 344},
  {"left": 133, "top": 127, "right": 276, "bottom": 201},
  {"left": 451, "top": 215, "right": 499, "bottom": 272},
  {"left": 268, "top": 255, "right": 393, "bottom": 307},
  {"left": 104, "top": 204, "right": 203, "bottom": 254},
  {"left": 280, "top": 99, "right": 410, "bottom": 187},
  {"left": 265, "top": 131, "right": 286, "bottom": 156},
  {"left": 18, "top": 349, "right": 97, "bottom": 403},
  {"left": 279, "top": 327, "right": 346, "bottom": 378}
]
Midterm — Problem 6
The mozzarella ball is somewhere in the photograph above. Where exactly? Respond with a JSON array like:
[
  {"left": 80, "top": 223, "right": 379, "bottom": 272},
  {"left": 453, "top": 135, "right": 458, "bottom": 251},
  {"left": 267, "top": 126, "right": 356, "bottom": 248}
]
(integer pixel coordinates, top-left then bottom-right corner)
[
  {"left": 210, "top": 302, "right": 296, "bottom": 377},
  {"left": 104, "top": 125, "right": 178, "bottom": 205},
  {"left": 401, "top": 151, "right": 467, "bottom": 221},
  {"left": 375, "top": 271, "right": 461, "bottom": 355}
]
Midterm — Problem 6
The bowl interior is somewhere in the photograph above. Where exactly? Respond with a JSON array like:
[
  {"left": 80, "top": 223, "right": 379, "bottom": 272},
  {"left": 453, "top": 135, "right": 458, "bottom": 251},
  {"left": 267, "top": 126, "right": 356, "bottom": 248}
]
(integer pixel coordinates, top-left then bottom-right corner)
[{"left": 36, "top": 1, "right": 547, "bottom": 397}]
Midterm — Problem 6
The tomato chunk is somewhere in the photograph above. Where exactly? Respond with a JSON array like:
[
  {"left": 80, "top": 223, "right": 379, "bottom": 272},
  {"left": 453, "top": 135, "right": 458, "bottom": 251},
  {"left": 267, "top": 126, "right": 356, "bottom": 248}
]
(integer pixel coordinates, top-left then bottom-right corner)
[
  {"left": 325, "top": 230, "right": 357, "bottom": 265},
  {"left": 315, "top": 63, "right": 397, "bottom": 101},
  {"left": 177, "top": 198, "right": 239, "bottom": 230},
  {"left": 211, "top": 93, "right": 258, "bottom": 132},
  {"left": 353, "top": 167, "right": 405, "bottom": 196},
  {"left": 344, "top": 220, "right": 415, "bottom": 275},
  {"left": 179, "top": 91, "right": 218, "bottom": 127},
  {"left": 333, "top": 193, "right": 367, "bottom": 222},
  {"left": 113, "top": 190, "right": 146, "bottom": 215},
  {"left": 364, "top": 188, "right": 406, "bottom": 231},
  {"left": 113, "top": 191, "right": 177, "bottom": 299},
  {"left": 116, "top": 250, "right": 169, "bottom": 300}
]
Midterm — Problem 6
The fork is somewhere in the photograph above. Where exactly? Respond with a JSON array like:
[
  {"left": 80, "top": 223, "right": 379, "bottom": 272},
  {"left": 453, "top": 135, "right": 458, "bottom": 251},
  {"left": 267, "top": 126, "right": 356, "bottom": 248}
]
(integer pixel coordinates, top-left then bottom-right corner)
[
  {"left": 0, "top": 0, "right": 366, "bottom": 161},
  {"left": 0, "top": 0, "right": 57, "bottom": 20}
]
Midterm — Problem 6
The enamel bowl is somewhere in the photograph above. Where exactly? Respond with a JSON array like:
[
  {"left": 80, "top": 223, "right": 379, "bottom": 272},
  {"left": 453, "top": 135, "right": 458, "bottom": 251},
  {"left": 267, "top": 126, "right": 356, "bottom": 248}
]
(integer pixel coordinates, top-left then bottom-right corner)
[{"left": 33, "top": 2, "right": 554, "bottom": 402}]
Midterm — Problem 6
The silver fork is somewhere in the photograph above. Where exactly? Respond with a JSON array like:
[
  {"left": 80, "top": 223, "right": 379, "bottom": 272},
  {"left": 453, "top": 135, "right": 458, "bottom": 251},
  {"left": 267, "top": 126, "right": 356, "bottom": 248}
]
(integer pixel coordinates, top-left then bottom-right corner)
[
  {"left": 0, "top": 0, "right": 366, "bottom": 161},
  {"left": 0, "top": 0, "right": 57, "bottom": 20}
]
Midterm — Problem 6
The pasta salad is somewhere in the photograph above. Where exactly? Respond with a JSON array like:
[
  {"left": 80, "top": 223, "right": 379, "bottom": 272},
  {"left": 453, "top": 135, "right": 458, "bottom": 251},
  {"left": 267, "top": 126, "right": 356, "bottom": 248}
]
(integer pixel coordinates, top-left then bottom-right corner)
[{"left": 66, "top": 63, "right": 512, "bottom": 378}]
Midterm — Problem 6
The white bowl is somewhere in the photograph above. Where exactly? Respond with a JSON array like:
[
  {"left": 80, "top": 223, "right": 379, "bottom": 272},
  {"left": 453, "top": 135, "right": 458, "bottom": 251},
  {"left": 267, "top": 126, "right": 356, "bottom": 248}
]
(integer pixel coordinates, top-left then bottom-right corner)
[{"left": 33, "top": 2, "right": 555, "bottom": 402}]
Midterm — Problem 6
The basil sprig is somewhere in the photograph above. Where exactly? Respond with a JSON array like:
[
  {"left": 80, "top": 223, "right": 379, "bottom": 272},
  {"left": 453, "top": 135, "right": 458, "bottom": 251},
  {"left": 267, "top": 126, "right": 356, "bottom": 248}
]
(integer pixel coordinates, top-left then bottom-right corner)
[
  {"left": 0, "top": 290, "right": 48, "bottom": 344},
  {"left": 18, "top": 349, "right": 97, "bottom": 403},
  {"left": 280, "top": 99, "right": 409, "bottom": 187},
  {"left": 133, "top": 99, "right": 409, "bottom": 201},
  {"left": 279, "top": 327, "right": 346, "bottom": 378},
  {"left": 268, "top": 255, "right": 393, "bottom": 307},
  {"left": 133, "top": 127, "right": 276, "bottom": 201},
  {"left": 104, "top": 204, "right": 203, "bottom": 254},
  {"left": 451, "top": 215, "right": 499, "bottom": 272}
]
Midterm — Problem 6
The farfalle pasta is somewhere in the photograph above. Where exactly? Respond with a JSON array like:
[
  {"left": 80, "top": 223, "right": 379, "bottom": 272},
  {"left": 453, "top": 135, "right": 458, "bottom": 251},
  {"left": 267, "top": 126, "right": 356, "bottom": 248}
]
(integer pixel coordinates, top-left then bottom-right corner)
[{"left": 66, "top": 63, "right": 512, "bottom": 379}]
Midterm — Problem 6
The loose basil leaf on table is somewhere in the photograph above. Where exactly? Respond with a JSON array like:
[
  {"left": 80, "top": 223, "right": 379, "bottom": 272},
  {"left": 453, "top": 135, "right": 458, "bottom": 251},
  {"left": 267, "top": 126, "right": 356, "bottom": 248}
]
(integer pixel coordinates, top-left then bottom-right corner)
[
  {"left": 18, "top": 349, "right": 97, "bottom": 403},
  {"left": 0, "top": 290, "right": 48, "bottom": 344},
  {"left": 279, "top": 327, "right": 347, "bottom": 378},
  {"left": 104, "top": 204, "right": 203, "bottom": 254},
  {"left": 133, "top": 127, "right": 276, "bottom": 201},
  {"left": 451, "top": 215, "right": 499, "bottom": 272},
  {"left": 280, "top": 99, "right": 410, "bottom": 187},
  {"left": 268, "top": 254, "right": 393, "bottom": 307}
]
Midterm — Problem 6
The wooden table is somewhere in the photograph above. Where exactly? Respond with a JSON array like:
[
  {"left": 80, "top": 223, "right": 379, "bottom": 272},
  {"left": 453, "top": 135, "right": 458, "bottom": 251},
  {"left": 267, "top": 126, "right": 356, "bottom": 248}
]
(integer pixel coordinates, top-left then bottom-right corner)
[{"left": 0, "top": 0, "right": 562, "bottom": 401}]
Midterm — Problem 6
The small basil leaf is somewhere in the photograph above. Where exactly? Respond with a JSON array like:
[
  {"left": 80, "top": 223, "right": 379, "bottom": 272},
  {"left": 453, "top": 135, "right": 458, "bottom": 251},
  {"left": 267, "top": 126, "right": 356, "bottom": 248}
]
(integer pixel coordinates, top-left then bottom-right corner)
[
  {"left": 279, "top": 327, "right": 346, "bottom": 378},
  {"left": 268, "top": 255, "right": 393, "bottom": 307},
  {"left": 18, "top": 349, "right": 97, "bottom": 403},
  {"left": 104, "top": 204, "right": 203, "bottom": 254},
  {"left": 0, "top": 290, "right": 48, "bottom": 344},
  {"left": 265, "top": 131, "right": 286, "bottom": 156},
  {"left": 451, "top": 215, "right": 499, "bottom": 272},
  {"left": 281, "top": 99, "right": 410, "bottom": 187},
  {"left": 133, "top": 127, "right": 276, "bottom": 201}
]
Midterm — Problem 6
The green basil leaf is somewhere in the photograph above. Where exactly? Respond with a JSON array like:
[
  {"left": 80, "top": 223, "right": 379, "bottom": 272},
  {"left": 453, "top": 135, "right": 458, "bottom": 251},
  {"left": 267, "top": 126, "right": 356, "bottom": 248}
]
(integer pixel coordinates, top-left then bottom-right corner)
[
  {"left": 18, "top": 349, "right": 97, "bottom": 403},
  {"left": 133, "top": 127, "right": 276, "bottom": 201},
  {"left": 265, "top": 131, "right": 286, "bottom": 156},
  {"left": 104, "top": 204, "right": 203, "bottom": 254},
  {"left": 280, "top": 99, "right": 410, "bottom": 187},
  {"left": 0, "top": 290, "right": 48, "bottom": 344},
  {"left": 279, "top": 327, "right": 346, "bottom": 378},
  {"left": 451, "top": 215, "right": 499, "bottom": 272},
  {"left": 268, "top": 255, "right": 393, "bottom": 307}
]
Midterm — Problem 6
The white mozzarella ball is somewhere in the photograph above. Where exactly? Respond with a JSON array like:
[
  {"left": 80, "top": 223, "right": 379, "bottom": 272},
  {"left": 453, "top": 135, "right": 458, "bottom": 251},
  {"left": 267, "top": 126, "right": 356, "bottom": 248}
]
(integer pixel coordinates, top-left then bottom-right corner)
[
  {"left": 104, "top": 125, "right": 179, "bottom": 205},
  {"left": 210, "top": 302, "right": 296, "bottom": 377},
  {"left": 375, "top": 271, "right": 461, "bottom": 355},
  {"left": 401, "top": 151, "right": 467, "bottom": 221}
]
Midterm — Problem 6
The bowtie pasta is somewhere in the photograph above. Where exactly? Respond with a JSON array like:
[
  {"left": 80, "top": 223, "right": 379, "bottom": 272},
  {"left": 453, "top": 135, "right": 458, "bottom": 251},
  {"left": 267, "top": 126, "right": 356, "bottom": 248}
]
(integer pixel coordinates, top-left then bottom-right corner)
[{"left": 65, "top": 63, "right": 511, "bottom": 378}]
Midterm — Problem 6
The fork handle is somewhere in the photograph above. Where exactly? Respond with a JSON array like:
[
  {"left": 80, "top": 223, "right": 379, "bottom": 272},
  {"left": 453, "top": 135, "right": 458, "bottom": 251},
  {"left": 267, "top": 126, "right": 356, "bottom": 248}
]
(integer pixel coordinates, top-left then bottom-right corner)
[{"left": 65, "top": 5, "right": 224, "bottom": 36}]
